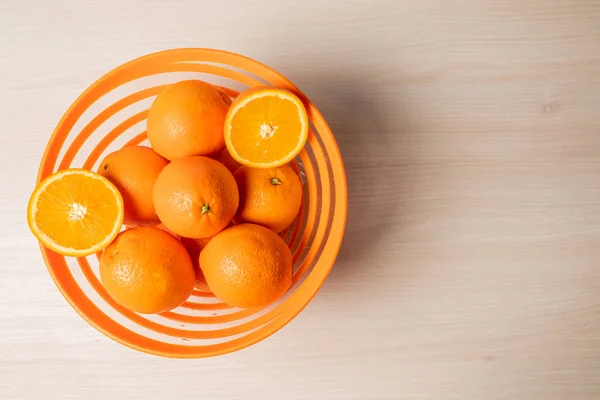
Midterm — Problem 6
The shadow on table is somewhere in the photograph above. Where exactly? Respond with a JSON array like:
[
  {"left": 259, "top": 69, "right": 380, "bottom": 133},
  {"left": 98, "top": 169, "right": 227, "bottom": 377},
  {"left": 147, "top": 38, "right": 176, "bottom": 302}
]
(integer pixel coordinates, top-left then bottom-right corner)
[{"left": 289, "top": 71, "right": 409, "bottom": 288}]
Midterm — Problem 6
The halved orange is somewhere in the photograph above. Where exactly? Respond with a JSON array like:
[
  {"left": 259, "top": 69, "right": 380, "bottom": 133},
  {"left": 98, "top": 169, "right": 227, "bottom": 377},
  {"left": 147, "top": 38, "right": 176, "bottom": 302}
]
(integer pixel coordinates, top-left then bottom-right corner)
[
  {"left": 224, "top": 86, "right": 308, "bottom": 168},
  {"left": 27, "top": 169, "right": 124, "bottom": 257}
]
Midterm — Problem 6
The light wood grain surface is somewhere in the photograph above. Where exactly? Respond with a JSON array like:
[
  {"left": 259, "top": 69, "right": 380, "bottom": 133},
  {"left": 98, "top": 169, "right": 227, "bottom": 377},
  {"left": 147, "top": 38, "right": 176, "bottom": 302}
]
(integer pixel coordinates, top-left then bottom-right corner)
[{"left": 2, "top": 0, "right": 600, "bottom": 399}]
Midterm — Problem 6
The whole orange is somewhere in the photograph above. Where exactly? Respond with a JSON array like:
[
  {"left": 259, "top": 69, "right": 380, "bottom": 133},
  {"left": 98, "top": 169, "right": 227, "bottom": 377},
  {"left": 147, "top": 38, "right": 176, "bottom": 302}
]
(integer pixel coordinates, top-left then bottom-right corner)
[
  {"left": 200, "top": 224, "right": 293, "bottom": 308},
  {"left": 99, "top": 226, "right": 195, "bottom": 314},
  {"left": 147, "top": 80, "right": 230, "bottom": 160},
  {"left": 215, "top": 147, "right": 241, "bottom": 173},
  {"left": 215, "top": 86, "right": 232, "bottom": 106},
  {"left": 153, "top": 156, "right": 239, "bottom": 239},
  {"left": 180, "top": 236, "right": 212, "bottom": 291},
  {"left": 98, "top": 146, "right": 168, "bottom": 225},
  {"left": 234, "top": 164, "right": 302, "bottom": 232}
]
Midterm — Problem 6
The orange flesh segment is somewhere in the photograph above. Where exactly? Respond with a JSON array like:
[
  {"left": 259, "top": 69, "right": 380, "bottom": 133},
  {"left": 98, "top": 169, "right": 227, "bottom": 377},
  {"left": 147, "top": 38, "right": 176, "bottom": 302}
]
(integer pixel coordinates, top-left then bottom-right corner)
[
  {"left": 226, "top": 88, "right": 308, "bottom": 167},
  {"left": 28, "top": 170, "right": 124, "bottom": 256}
]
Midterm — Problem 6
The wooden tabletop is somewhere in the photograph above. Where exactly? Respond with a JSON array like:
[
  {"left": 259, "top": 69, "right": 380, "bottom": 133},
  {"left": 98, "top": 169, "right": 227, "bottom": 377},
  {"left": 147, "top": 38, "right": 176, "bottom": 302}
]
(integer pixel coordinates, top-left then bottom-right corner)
[{"left": 2, "top": 1, "right": 600, "bottom": 399}]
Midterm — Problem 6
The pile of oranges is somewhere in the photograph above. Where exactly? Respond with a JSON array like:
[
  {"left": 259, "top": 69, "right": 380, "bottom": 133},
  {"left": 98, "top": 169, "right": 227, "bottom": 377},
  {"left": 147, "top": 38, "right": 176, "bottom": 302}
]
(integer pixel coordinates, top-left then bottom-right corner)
[{"left": 27, "top": 80, "right": 309, "bottom": 313}]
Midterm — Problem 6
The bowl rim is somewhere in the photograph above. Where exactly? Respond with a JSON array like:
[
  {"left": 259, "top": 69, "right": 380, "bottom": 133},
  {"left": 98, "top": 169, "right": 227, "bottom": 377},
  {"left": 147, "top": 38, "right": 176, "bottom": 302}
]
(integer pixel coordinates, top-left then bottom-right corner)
[{"left": 36, "top": 48, "right": 348, "bottom": 358}]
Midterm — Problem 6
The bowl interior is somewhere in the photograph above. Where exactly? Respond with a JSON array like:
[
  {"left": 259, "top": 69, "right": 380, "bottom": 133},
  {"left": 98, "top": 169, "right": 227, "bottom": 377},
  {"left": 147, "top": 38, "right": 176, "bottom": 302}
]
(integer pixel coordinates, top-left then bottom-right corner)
[{"left": 37, "top": 49, "right": 347, "bottom": 357}]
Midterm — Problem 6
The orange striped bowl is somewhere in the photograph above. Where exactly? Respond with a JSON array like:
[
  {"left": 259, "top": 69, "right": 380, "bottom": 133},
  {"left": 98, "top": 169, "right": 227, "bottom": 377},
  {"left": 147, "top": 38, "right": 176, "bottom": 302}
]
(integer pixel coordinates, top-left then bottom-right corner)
[{"left": 36, "top": 49, "right": 347, "bottom": 357}]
